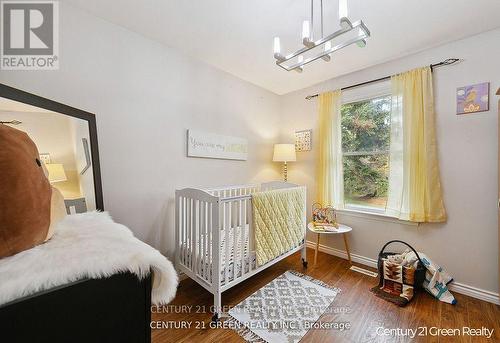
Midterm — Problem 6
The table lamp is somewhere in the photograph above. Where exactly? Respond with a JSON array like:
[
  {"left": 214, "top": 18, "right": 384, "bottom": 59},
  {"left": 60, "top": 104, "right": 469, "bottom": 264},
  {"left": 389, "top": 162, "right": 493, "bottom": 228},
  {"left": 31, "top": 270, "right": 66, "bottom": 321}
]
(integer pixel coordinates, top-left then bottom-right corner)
[
  {"left": 273, "top": 144, "right": 296, "bottom": 182},
  {"left": 45, "top": 163, "right": 67, "bottom": 183}
]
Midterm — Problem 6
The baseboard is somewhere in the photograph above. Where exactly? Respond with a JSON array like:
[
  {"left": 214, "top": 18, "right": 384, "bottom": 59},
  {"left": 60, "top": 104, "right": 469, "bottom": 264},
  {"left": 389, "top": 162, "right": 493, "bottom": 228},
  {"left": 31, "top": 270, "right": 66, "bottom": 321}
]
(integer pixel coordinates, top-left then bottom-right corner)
[
  {"left": 178, "top": 272, "right": 188, "bottom": 281},
  {"left": 306, "top": 241, "right": 378, "bottom": 269},
  {"left": 448, "top": 282, "right": 500, "bottom": 305},
  {"left": 306, "top": 240, "right": 500, "bottom": 305}
]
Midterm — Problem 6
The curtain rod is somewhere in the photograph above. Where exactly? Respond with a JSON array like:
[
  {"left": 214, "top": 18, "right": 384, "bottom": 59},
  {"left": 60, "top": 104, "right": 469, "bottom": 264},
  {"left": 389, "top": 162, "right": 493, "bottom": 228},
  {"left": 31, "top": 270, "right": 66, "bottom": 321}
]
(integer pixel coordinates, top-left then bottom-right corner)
[{"left": 305, "top": 58, "right": 460, "bottom": 100}]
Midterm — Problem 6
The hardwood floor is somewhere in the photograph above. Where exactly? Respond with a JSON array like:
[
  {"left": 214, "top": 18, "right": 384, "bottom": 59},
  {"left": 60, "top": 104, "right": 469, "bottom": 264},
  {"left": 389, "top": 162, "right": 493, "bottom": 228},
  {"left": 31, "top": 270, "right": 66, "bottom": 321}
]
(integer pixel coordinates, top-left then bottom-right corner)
[{"left": 152, "top": 249, "right": 500, "bottom": 342}]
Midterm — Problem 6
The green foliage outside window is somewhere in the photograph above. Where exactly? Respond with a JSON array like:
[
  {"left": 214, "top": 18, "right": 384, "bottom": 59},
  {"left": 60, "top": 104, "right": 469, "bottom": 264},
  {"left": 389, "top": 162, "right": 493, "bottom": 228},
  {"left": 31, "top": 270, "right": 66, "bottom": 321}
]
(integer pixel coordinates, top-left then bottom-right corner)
[{"left": 341, "top": 96, "right": 391, "bottom": 209}]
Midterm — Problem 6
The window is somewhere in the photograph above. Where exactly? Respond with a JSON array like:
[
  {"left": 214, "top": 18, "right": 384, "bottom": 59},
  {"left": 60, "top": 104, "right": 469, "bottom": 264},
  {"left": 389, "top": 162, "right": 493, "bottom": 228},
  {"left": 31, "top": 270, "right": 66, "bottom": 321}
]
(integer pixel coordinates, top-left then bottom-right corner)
[{"left": 341, "top": 95, "right": 391, "bottom": 212}]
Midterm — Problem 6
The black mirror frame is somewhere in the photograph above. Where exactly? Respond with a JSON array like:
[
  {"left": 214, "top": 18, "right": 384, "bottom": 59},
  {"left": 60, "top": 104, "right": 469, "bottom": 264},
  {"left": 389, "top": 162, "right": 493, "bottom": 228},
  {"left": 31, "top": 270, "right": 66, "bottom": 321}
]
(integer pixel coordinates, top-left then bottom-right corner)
[{"left": 0, "top": 83, "right": 104, "bottom": 211}]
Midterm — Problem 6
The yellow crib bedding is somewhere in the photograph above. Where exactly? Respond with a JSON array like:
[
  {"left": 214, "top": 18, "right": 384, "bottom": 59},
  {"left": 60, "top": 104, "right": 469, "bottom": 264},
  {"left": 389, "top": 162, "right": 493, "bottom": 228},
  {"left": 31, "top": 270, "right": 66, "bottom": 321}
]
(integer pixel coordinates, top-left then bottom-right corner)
[{"left": 252, "top": 186, "right": 306, "bottom": 266}]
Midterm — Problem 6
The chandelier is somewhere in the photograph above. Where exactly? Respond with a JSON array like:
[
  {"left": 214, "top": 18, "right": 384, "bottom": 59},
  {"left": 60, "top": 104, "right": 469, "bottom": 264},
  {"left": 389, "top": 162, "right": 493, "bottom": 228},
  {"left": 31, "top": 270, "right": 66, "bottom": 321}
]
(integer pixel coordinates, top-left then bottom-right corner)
[{"left": 273, "top": 0, "right": 370, "bottom": 72}]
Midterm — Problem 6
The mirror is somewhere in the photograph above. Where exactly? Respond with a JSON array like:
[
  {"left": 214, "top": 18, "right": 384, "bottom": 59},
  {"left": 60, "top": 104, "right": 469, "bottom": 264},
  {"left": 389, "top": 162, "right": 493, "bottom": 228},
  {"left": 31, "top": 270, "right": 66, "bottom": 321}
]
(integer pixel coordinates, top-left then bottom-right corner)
[{"left": 0, "top": 84, "right": 103, "bottom": 213}]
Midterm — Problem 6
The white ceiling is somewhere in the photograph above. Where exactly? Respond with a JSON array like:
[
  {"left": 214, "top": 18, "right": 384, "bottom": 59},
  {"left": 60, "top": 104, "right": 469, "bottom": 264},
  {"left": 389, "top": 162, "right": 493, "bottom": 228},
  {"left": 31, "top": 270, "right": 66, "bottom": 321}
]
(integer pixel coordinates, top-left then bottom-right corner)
[{"left": 64, "top": 0, "right": 500, "bottom": 95}]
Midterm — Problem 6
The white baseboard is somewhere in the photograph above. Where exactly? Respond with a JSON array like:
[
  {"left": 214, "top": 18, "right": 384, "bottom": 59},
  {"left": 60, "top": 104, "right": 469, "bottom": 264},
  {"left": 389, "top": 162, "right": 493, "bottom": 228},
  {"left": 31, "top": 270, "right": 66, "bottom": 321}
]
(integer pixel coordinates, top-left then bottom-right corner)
[
  {"left": 178, "top": 272, "right": 188, "bottom": 281},
  {"left": 306, "top": 240, "right": 500, "bottom": 305},
  {"left": 448, "top": 282, "right": 500, "bottom": 305},
  {"left": 306, "top": 241, "right": 378, "bottom": 268}
]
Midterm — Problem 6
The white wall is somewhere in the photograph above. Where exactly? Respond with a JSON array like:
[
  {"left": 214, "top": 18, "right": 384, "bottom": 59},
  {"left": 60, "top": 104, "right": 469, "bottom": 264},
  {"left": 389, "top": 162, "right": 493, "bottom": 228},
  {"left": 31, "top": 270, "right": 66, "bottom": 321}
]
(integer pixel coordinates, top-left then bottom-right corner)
[
  {"left": 0, "top": 2, "right": 282, "bottom": 256},
  {"left": 280, "top": 29, "right": 500, "bottom": 294}
]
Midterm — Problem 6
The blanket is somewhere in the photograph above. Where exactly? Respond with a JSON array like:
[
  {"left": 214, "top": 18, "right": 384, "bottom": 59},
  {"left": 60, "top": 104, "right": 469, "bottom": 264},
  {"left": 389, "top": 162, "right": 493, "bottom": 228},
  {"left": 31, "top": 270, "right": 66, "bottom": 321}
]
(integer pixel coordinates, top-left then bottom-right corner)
[
  {"left": 0, "top": 211, "right": 178, "bottom": 306},
  {"left": 402, "top": 251, "right": 456, "bottom": 304},
  {"left": 252, "top": 187, "right": 305, "bottom": 266}
]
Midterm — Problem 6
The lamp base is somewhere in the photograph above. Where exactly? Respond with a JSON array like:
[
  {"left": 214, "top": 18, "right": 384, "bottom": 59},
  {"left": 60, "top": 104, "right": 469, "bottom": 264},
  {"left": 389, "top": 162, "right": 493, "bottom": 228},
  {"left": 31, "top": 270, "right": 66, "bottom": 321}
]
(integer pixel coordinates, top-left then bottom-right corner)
[{"left": 283, "top": 162, "right": 288, "bottom": 182}]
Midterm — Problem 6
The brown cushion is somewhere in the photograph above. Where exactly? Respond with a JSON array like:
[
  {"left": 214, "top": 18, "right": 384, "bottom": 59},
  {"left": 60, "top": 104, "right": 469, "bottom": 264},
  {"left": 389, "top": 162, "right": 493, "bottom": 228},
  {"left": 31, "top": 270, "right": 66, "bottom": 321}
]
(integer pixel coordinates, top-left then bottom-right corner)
[{"left": 0, "top": 125, "right": 52, "bottom": 258}]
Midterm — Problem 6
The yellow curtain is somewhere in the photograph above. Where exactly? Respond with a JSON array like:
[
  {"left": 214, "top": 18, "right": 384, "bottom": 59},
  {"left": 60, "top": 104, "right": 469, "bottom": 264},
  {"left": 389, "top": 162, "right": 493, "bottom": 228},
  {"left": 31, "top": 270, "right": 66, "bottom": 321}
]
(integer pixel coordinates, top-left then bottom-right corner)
[
  {"left": 387, "top": 67, "right": 447, "bottom": 222},
  {"left": 316, "top": 90, "right": 343, "bottom": 208}
]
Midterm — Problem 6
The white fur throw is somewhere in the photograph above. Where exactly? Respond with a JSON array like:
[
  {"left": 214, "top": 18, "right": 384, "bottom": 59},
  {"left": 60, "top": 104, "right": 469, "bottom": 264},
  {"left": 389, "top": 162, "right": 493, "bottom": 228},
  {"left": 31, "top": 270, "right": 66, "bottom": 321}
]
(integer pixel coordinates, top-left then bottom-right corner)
[{"left": 0, "top": 211, "right": 178, "bottom": 306}]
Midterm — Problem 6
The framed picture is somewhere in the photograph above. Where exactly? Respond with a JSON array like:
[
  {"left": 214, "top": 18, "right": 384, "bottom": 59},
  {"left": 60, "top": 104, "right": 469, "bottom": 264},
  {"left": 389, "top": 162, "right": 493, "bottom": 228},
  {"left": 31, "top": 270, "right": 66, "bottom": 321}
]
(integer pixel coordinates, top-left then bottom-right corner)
[
  {"left": 187, "top": 129, "right": 248, "bottom": 160},
  {"left": 295, "top": 129, "right": 312, "bottom": 152},
  {"left": 456, "top": 82, "right": 490, "bottom": 115}
]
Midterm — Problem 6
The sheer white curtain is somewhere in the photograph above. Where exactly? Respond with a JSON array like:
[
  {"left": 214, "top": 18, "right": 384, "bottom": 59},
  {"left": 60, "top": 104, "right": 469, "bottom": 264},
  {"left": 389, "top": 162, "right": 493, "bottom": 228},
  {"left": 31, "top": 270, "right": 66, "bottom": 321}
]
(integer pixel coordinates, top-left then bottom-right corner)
[
  {"left": 386, "top": 67, "right": 447, "bottom": 222},
  {"left": 386, "top": 79, "right": 409, "bottom": 218},
  {"left": 317, "top": 90, "right": 344, "bottom": 209}
]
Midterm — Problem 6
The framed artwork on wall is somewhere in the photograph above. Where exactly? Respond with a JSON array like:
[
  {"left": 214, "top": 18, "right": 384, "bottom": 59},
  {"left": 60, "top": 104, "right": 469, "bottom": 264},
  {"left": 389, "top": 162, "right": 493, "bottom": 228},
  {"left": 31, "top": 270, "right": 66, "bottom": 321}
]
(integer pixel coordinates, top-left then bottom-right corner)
[
  {"left": 295, "top": 129, "right": 312, "bottom": 152},
  {"left": 456, "top": 82, "right": 490, "bottom": 115},
  {"left": 187, "top": 129, "right": 248, "bottom": 160}
]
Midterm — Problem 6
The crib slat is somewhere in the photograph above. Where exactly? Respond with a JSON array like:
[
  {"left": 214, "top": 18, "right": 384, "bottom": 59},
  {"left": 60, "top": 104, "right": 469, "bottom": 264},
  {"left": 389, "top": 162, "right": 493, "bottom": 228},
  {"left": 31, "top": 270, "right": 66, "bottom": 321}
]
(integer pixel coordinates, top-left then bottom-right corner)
[
  {"left": 208, "top": 203, "right": 213, "bottom": 283},
  {"left": 224, "top": 202, "right": 230, "bottom": 285},
  {"left": 183, "top": 197, "right": 187, "bottom": 266},
  {"left": 232, "top": 201, "right": 237, "bottom": 281},
  {"left": 190, "top": 198, "right": 194, "bottom": 270},
  {"left": 203, "top": 202, "right": 210, "bottom": 281},
  {"left": 193, "top": 200, "right": 199, "bottom": 275},
  {"left": 183, "top": 197, "right": 187, "bottom": 267},
  {"left": 198, "top": 201, "right": 202, "bottom": 279},
  {"left": 200, "top": 201, "right": 205, "bottom": 280},
  {"left": 203, "top": 201, "right": 208, "bottom": 281},
  {"left": 240, "top": 199, "right": 245, "bottom": 277},
  {"left": 178, "top": 196, "right": 182, "bottom": 265},
  {"left": 199, "top": 201, "right": 203, "bottom": 279},
  {"left": 186, "top": 198, "right": 189, "bottom": 269},
  {"left": 247, "top": 199, "right": 253, "bottom": 272}
]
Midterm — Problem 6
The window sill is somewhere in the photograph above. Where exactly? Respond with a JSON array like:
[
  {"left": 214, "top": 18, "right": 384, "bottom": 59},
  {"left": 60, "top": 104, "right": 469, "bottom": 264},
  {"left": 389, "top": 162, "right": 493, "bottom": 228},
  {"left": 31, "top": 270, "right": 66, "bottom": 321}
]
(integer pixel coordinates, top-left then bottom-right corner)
[{"left": 336, "top": 207, "right": 419, "bottom": 226}]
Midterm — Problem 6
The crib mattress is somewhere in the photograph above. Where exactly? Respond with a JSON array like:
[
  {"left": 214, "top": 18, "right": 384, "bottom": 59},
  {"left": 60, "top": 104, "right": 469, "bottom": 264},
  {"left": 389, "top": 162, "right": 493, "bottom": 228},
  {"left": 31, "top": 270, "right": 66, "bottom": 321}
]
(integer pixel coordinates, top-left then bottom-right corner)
[{"left": 180, "top": 225, "right": 256, "bottom": 285}]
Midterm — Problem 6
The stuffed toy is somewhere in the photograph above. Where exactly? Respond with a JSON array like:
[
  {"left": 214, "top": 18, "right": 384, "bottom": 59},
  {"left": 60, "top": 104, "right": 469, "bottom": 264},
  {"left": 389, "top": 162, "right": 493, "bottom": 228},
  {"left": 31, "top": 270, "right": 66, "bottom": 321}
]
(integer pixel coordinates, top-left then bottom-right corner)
[{"left": 0, "top": 124, "right": 66, "bottom": 259}]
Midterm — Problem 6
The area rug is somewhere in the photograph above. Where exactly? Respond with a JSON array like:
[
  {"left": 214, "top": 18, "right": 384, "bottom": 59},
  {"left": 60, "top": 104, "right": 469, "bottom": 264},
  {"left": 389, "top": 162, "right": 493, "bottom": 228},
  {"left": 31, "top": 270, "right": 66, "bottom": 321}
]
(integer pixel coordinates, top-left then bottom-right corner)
[{"left": 227, "top": 270, "right": 340, "bottom": 343}]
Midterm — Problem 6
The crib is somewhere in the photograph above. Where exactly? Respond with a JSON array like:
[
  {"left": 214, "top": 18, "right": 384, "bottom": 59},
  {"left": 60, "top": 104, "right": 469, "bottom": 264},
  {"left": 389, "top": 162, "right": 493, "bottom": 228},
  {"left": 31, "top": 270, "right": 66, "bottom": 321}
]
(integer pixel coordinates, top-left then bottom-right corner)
[{"left": 175, "top": 181, "right": 307, "bottom": 320}]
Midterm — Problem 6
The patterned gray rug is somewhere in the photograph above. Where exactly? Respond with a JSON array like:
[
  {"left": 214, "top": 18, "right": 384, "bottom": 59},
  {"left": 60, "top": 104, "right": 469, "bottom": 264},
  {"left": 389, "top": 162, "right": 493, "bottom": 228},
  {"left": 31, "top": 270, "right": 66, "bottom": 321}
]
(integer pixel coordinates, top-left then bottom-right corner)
[{"left": 227, "top": 270, "right": 340, "bottom": 343}]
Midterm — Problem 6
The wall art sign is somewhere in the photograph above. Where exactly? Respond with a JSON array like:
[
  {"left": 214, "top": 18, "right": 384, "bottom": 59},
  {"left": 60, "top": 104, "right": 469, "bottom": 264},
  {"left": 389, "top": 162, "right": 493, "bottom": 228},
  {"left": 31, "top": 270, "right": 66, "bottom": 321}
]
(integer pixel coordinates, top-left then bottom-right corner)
[
  {"left": 456, "top": 82, "right": 490, "bottom": 115},
  {"left": 295, "top": 129, "right": 312, "bottom": 152},
  {"left": 187, "top": 129, "right": 248, "bottom": 160}
]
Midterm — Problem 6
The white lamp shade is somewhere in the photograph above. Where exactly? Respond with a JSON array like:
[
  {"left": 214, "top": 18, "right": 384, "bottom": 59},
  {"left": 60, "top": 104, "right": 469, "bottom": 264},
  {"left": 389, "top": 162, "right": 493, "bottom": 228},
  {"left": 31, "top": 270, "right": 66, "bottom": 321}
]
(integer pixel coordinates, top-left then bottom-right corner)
[
  {"left": 273, "top": 144, "right": 297, "bottom": 162},
  {"left": 46, "top": 163, "right": 67, "bottom": 183}
]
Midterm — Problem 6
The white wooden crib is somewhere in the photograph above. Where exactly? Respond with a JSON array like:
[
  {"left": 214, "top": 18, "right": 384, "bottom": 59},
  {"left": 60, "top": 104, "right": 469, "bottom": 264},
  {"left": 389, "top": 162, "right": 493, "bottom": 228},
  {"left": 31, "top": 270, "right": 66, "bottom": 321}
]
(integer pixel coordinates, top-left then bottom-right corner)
[{"left": 175, "top": 181, "right": 307, "bottom": 320}]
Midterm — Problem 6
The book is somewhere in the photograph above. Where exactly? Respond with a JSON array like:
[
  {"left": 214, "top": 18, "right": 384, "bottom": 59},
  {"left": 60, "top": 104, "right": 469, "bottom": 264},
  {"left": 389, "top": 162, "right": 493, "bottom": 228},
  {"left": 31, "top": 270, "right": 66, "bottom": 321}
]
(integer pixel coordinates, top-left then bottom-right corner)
[{"left": 312, "top": 225, "right": 339, "bottom": 233}]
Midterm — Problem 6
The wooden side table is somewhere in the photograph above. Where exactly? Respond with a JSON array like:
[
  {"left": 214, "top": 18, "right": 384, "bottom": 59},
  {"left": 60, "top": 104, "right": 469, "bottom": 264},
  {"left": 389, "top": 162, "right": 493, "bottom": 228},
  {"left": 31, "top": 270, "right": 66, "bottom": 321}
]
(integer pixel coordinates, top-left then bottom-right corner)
[{"left": 307, "top": 222, "right": 353, "bottom": 265}]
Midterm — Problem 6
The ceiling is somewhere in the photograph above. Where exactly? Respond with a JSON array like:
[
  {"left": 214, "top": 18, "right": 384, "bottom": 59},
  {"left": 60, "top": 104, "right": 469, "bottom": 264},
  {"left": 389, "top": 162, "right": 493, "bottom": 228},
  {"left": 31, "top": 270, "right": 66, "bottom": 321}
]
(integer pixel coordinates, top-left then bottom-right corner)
[{"left": 64, "top": 0, "right": 500, "bottom": 95}]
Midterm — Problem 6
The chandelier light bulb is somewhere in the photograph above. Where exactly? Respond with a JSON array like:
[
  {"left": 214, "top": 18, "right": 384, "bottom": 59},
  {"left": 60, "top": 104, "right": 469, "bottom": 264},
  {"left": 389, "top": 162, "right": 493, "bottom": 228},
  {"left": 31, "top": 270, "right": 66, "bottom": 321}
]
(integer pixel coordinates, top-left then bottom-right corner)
[
  {"left": 273, "top": 36, "right": 281, "bottom": 54},
  {"left": 339, "top": 0, "right": 348, "bottom": 19},
  {"left": 302, "top": 20, "right": 310, "bottom": 40}
]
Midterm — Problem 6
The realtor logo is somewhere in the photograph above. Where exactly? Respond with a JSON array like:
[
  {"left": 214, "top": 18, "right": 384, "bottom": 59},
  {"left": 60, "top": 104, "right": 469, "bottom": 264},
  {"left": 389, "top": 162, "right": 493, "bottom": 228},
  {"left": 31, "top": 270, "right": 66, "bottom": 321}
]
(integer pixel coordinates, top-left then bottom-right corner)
[{"left": 1, "top": 1, "right": 59, "bottom": 70}]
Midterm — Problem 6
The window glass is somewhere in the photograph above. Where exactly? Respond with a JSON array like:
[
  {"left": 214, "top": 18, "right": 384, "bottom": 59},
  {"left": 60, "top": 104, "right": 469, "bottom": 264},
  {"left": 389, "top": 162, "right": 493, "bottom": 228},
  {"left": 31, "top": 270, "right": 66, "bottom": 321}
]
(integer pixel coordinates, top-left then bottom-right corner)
[{"left": 341, "top": 95, "right": 391, "bottom": 211}]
